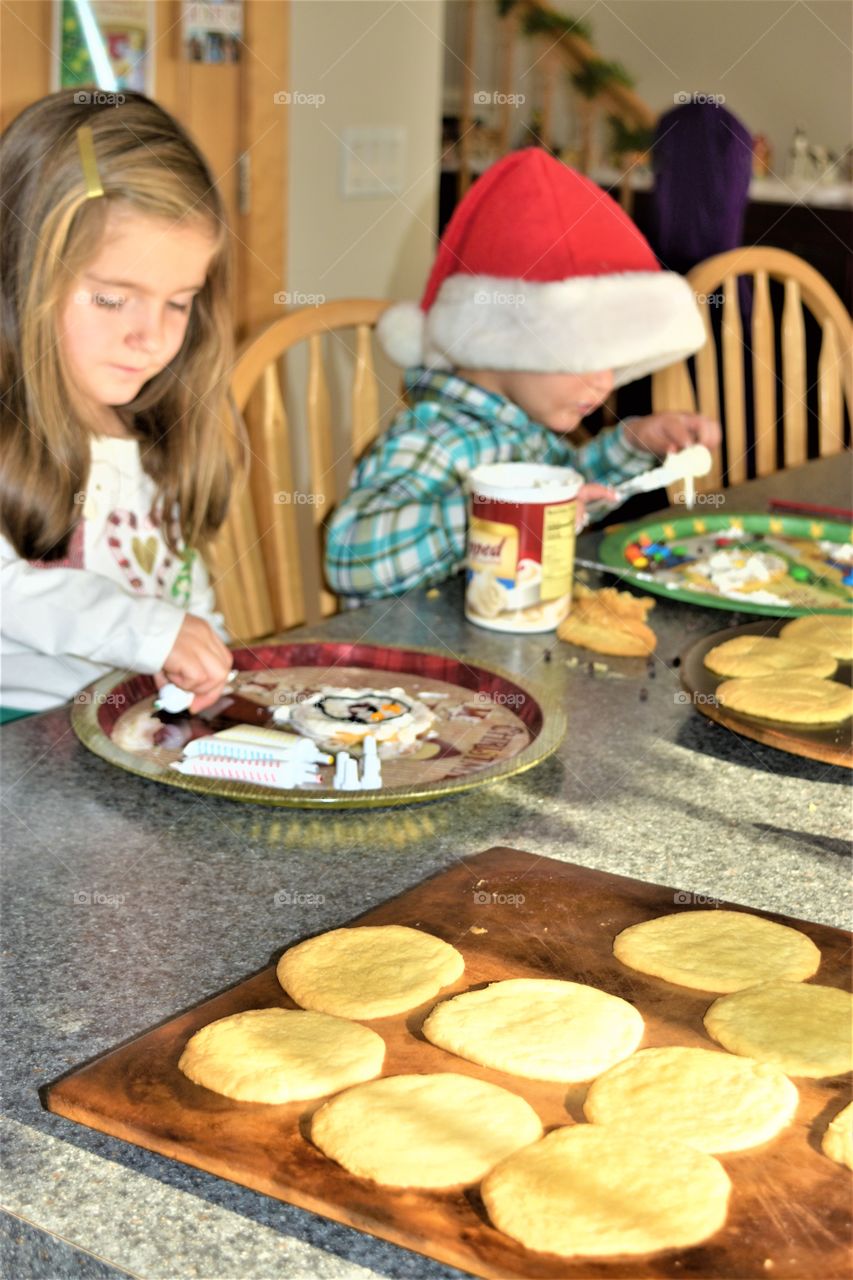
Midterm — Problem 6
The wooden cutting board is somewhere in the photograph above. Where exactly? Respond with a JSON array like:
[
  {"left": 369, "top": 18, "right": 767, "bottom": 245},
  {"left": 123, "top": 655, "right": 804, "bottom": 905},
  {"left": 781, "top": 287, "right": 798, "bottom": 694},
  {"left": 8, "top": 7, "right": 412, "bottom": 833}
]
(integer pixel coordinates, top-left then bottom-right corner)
[{"left": 44, "top": 848, "right": 852, "bottom": 1279}]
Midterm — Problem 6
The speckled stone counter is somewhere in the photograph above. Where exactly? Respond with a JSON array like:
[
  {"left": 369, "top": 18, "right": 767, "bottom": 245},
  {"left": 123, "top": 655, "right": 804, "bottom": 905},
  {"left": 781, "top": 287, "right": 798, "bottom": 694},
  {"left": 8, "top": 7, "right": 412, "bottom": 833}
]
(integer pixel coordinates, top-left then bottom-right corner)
[{"left": 2, "top": 457, "right": 850, "bottom": 1279}]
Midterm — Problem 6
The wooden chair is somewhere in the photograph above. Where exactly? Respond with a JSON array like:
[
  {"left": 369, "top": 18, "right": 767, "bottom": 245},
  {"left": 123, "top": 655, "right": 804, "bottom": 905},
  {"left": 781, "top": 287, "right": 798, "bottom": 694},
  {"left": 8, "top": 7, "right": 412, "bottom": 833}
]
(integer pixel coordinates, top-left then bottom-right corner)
[
  {"left": 651, "top": 247, "right": 852, "bottom": 498},
  {"left": 208, "top": 298, "right": 392, "bottom": 641}
]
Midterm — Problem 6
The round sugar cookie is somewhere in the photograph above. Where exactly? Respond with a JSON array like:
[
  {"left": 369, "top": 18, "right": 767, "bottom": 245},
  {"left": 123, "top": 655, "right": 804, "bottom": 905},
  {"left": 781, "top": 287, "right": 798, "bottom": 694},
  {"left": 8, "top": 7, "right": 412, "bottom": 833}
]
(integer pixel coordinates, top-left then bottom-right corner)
[
  {"left": 481, "top": 1125, "right": 731, "bottom": 1257},
  {"left": 310, "top": 1073, "right": 543, "bottom": 1188},
  {"left": 703, "top": 634, "right": 837, "bottom": 679},
  {"left": 780, "top": 614, "right": 853, "bottom": 662},
  {"left": 276, "top": 925, "right": 464, "bottom": 1018},
  {"left": 583, "top": 1046, "right": 798, "bottom": 1152},
  {"left": 704, "top": 981, "right": 853, "bottom": 1078},
  {"left": 822, "top": 1101, "right": 853, "bottom": 1170},
  {"left": 421, "top": 978, "right": 644, "bottom": 1082},
  {"left": 715, "top": 674, "right": 853, "bottom": 724},
  {"left": 613, "top": 909, "right": 820, "bottom": 993},
  {"left": 178, "top": 1008, "right": 385, "bottom": 1103}
]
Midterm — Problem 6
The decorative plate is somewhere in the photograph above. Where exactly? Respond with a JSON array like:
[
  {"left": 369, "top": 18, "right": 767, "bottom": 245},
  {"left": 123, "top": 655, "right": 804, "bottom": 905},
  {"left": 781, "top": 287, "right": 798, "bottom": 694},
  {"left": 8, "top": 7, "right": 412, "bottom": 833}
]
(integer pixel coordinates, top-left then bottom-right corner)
[
  {"left": 679, "top": 620, "right": 852, "bottom": 768},
  {"left": 599, "top": 513, "right": 853, "bottom": 616},
  {"left": 71, "top": 641, "right": 566, "bottom": 808}
]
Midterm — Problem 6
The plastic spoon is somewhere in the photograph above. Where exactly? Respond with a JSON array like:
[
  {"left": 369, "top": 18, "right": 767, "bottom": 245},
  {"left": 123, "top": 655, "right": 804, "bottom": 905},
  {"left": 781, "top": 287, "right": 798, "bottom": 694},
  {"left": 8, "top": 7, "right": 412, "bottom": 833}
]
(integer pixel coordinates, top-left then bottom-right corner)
[{"left": 612, "top": 445, "right": 713, "bottom": 501}]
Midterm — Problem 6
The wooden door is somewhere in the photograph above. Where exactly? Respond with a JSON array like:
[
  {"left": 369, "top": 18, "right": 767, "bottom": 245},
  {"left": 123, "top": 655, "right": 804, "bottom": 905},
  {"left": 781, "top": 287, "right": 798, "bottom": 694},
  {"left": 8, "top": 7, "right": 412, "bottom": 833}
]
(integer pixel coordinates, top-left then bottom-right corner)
[{"left": 0, "top": 0, "right": 288, "bottom": 341}]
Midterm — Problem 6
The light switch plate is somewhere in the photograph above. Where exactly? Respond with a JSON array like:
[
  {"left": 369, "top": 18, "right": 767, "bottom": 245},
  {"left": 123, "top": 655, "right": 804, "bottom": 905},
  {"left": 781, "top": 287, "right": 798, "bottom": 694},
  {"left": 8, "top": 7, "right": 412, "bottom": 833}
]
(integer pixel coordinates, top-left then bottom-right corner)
[{"left": 341, "top": 127, "right": 407, "bottom": 198}]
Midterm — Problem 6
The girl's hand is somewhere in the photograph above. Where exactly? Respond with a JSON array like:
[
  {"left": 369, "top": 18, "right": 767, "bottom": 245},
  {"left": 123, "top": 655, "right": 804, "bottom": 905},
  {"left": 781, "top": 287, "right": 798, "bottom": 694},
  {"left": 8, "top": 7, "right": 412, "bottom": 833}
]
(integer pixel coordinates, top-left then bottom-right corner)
[
  {"left": 158, "top": 614, "right": 233, "bottom": 713},
  {"left": 624, "top": 412, "right": 721, "bottom": 458}
]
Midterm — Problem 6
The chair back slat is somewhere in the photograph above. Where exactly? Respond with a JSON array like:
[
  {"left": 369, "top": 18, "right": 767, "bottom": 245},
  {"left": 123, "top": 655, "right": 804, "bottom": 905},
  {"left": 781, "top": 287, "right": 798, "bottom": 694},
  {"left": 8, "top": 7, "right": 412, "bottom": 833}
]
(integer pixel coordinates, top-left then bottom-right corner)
[
  {"left": 306, "top": 333, "right": 334, "bottom": 515},
  {"left": 653, "top": 360, "right": 702, "bottom": 505},
  {"left": 650, "top": 248, "right": 852, "bottom": 493},
  {"left": 751, "top": 269, "right": 776, "bottom": 477},
  {"left": 207, "top": 514, "right": 240, "bottom": 632},
  {"left": 257, "top": 364, "right": 303, "bottom": 629},
  {"left": 721, "top": 275, "right": 747, "bottom": 484},
  {"left": 305, "top": 335, "right": 339, "bottom": 621},
  {"left": 694, "top": 306, "right": 723, "bottom": 491},
  {"left": 213, "top": 299, "right": 390, "bottom": 639},
  {"left": 208, "top": 475, "right": 275, "bottom": 641},
  {"left": 818, "top": 320, "right": 844, "bottom": 456},
  {"left": 781, "top": 278, "right": 807, "bottom": 468},
  {"left": 352, "top": 323, "right": 380, "bottom": 460}
]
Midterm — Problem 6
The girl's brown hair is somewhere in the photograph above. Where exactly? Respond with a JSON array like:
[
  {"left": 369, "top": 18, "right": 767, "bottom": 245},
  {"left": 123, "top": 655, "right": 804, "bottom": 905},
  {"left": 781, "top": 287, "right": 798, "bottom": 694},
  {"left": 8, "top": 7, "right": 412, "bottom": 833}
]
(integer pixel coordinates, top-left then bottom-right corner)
[{"left": 0, "top": 89, "right": 238, "bottom": 561}]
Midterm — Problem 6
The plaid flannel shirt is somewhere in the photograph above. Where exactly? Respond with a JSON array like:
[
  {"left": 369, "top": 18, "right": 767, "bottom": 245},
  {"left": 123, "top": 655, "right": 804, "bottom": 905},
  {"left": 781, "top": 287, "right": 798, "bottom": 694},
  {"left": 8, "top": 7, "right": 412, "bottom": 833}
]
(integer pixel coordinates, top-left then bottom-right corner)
[{"left": 325, "top": 367, "right": 654, "bottom": 600}]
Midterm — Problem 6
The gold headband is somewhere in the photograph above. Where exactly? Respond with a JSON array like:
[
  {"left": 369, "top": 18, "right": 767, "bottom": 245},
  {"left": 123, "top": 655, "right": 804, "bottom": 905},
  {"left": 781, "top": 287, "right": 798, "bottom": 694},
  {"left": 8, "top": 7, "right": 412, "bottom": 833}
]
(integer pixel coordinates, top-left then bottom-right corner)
[{"left": 77, "top": 126, "right": 104, "bottom": 199}]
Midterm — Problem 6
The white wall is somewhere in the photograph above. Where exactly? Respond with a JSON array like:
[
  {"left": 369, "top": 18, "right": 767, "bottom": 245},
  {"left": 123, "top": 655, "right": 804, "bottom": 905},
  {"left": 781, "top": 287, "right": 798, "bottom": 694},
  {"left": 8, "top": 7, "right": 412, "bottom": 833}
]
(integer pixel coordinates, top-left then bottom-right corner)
[
  {"left": 443, "top": 0, "right": 853, "bottom": 171},
  {"left": 288, "top": 0, "right": 445, "bottom": 310},
  {"left": 284, "top": 0, "right": 446, "bottom": 586}
]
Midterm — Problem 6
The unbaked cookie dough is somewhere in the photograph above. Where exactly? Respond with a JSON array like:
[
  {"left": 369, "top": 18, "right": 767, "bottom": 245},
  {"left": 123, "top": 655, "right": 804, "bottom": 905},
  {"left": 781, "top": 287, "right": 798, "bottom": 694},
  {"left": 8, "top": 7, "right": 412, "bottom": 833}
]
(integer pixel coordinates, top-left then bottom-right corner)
[
  {"left": 715, "top": 674, "right": 853, "bottom": 724},
  {"left": 480, "top": 1125, "right": 731, "bottom": 1257},
  {"left": 703, "top": 634, "right": 837, "bottom": 679},
  {"left": 583, "top": 1045, "right": 798, "bottom": 1152},
  {"left": 310, "top": 1072, "right": 543, "bottom": 1187},
  {"left": 276, "top": 925, "right": 464, "bottom": 1018},
  {"left": 178, "top": 1008, "right": 385, "bottom": 1102},
  {"left": 612, "top": 909, "right": 821, "bottom": 993},
  {"left": 421, "top": 978, "right": 644, "bottom": 1082},
  {"left": 780, "top": 614, "right": 853, "bottom": 662},
  {"left": 704, "top": 981, "right": 853, "bottom": 1078}
]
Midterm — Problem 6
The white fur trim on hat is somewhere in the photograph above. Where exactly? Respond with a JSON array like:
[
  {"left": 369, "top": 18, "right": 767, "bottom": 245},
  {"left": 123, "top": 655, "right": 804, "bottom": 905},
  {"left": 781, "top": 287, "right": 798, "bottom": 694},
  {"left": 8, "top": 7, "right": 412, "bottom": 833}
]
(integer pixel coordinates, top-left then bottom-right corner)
[
  {"left": 404, "top": 271, "right": 705, "bottom": 385},
  {"left": 376, "top": 302, "right": 427, "bottom": 369}
]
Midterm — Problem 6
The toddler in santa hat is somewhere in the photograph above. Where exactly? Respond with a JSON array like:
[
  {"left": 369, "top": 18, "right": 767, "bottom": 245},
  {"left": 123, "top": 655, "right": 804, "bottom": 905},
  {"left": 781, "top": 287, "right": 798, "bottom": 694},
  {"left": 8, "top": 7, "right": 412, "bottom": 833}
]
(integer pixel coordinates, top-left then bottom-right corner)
[{"left": 325, "top": 148, "right": 719, "bottom": 600}]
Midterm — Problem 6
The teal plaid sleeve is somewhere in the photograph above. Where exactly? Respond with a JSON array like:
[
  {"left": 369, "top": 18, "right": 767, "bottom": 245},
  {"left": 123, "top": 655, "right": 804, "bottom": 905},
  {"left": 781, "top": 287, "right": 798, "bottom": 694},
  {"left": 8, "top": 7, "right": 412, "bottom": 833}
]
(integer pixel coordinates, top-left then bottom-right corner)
[
  {"left": 564, "top": 419, "right": 655, "bottom": 487},
  {"left": 325, "top": 420, "right": 470, "bottom": 598}
]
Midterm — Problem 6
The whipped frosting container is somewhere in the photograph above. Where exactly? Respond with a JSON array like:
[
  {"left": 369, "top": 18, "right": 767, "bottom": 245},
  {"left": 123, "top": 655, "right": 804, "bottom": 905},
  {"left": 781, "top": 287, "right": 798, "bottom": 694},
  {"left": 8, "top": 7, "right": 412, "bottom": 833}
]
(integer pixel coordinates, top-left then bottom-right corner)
[{"left": 465, "top": 463, "right": 582, "bottom": 633}]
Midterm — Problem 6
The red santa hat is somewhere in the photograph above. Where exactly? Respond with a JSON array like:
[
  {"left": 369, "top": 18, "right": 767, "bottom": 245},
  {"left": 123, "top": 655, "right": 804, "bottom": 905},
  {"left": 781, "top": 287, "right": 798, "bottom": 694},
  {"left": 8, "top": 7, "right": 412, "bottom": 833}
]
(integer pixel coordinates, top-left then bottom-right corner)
[{"left": 378, "top": 148, "right": 704, "bottom": 386}]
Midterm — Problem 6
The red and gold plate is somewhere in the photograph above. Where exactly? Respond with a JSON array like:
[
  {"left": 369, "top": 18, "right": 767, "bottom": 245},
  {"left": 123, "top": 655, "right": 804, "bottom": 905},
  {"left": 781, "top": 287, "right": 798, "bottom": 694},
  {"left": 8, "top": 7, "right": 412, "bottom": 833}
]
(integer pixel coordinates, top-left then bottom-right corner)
[{"left": 71, "top": 641, "right": 566, "bottom": 807}]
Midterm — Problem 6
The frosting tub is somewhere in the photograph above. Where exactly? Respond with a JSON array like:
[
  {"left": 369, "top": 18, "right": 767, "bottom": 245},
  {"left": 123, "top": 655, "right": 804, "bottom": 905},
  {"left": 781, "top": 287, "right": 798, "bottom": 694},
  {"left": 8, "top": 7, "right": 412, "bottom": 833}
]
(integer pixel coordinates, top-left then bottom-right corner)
[{"left": 465, "top": 463, "right": 582, "bottom": 633}]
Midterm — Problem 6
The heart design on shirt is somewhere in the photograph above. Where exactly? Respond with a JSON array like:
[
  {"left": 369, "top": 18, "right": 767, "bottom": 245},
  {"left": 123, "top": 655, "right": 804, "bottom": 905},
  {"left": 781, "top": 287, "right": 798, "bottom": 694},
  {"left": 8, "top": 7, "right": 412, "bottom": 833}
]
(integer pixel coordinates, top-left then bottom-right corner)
[
  {"left": 131, "top": 535, "right": 158, "bottom": 575},
  {"left": 107, "top": 510, "right": 174, "bottom": 594}
]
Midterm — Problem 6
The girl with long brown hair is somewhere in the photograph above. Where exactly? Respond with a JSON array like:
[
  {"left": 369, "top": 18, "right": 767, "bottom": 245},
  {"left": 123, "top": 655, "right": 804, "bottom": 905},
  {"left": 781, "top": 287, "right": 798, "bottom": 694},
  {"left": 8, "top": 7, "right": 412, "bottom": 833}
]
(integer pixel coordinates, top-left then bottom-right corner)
[{"left": 1, "top": 90, "right": 239, "bottom": 719}]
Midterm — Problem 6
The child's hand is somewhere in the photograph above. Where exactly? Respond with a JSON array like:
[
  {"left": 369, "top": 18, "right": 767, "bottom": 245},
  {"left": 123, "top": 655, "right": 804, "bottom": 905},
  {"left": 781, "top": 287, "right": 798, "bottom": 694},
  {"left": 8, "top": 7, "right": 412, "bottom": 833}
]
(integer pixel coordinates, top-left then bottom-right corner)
[
  {"left": 576, "top": 482, "right": 618, "bottom": 530},
  {"left": 158, "top": 615, "right": 233, "bottom": 713},
  {"left": 623, "top": 413, "right": 721, "bottom": 458}
]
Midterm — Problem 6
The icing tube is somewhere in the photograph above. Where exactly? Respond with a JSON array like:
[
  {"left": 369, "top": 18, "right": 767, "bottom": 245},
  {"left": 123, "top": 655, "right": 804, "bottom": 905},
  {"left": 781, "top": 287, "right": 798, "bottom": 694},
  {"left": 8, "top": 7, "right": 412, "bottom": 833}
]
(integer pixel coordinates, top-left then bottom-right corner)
[
  {"left": 154, "top": 683, "right": 194, "bottom": 714},
  {"left": 183, "top": 737, "right": 330, "bottom": 763},
  {"left": 361, "top": 736, "right": 383, "bottom": 789},
  {"left": 333, "top": 751, "right": 350, "bottom": 789},
  {"left": 342, "top": 756, "right": 361, "bottom": 791},
  {"left": 170, "top": 758, "right": 321, "bottom": 789},
  {"left": 155, "top": 671, "right": 237, "bottom": 714},
  {"left": 211, "top": 726, "right": 332, "bottom": 762}
]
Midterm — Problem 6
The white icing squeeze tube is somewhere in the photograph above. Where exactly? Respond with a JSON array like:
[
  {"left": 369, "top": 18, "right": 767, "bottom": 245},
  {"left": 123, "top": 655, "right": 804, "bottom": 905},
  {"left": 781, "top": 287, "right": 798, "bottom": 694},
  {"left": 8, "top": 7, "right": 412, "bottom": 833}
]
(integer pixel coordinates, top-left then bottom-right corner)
[
  {"left": 183, "top": 735, "right": 330, "bottom": 764},
  {"left": 210, "top": 726, "right": 332, "bottom": 763},
  {"left": 171, "top": 757, "right": 321, "bottom": 789}
]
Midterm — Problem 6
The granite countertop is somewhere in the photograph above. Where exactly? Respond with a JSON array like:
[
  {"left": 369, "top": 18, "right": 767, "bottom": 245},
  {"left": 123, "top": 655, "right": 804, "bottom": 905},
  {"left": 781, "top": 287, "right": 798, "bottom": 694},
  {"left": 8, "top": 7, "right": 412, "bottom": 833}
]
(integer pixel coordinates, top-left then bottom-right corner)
[{"left": 2, "top": 456, "right": 850, "bottom": 1279}]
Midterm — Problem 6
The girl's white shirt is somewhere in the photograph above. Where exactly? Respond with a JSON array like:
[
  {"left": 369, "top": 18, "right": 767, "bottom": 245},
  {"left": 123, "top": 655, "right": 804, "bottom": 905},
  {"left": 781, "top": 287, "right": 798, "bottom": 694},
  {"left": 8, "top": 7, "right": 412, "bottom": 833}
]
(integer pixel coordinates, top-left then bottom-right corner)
[{"left": 1, "top": 436, "right": 228, "bottom": 712}]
